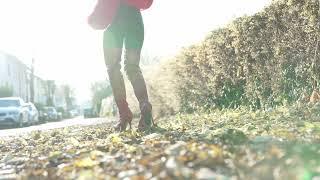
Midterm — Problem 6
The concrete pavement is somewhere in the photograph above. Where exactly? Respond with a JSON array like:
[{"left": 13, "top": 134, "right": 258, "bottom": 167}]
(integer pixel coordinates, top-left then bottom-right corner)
[{"left": 0, "top": 117, "right": 114, "bottom": 138}]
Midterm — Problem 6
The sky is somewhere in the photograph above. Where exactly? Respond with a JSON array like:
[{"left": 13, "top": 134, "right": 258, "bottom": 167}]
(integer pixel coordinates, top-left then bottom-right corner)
[{"left": 0, "top": 0, "right": 272, "bottom": 102}]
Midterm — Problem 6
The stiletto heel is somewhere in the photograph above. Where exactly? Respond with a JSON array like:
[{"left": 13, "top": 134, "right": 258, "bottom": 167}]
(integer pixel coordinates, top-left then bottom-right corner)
[
  {"left": 138, "top": 102, "right": 153, "bottom": 131},
  {"left": 114, "top": 109, "right": 133, "bottom": 132}
]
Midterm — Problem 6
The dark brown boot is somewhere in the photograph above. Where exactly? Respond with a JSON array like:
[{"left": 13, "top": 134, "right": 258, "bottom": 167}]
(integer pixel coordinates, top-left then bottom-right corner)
[
  {"left": 106, "top": 61, "right": 132, "bottom": 132},
  {"left": 114, "top": 99, "right": 133, "bottom": 132},
  {"left": 138, "top": 102, "right": 154, "bottom": 131},
  {"left": 124, "top": 49, "right": 154, "bottom": 131}
]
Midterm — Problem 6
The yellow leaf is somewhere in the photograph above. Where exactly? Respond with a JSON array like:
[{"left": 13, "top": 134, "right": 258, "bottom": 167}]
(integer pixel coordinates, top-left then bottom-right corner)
[
  {"left": 74, "top": 157, "right": 98, "bottom": 168},
  {"left": 90, "top": 150, "right": 104, "bottom": 160},
  {"left": 125, "top": 145, "right": 137, "bottom": 153},
  {"left": 188, "top": 143, "right": 198, "bottom": 152},
  {"left": 57, "top": 163, "right": 74, "bottom": 175},
  {"left": 107, "top": 134, "right": 123, "bottom": 144},
  {"left": 198, "top": 151, "right": 209, "bottom": 160},
  {"left": 209, "top": 145, "right": 223, "bottom": 159},
  {"left": 70, "top": 137, "right": 80, "bottom": 146},
  {"left": 49, "top": 151, "right": 62, "bottom": 160}
]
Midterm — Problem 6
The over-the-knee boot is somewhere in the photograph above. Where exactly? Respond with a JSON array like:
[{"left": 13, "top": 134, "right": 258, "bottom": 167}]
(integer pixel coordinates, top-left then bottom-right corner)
[
  {"left": 108, "top": 65, "right": 133, "bottom": 131},
  {"left": 125, "top": 64, "right": 153, "bottom": 130}
]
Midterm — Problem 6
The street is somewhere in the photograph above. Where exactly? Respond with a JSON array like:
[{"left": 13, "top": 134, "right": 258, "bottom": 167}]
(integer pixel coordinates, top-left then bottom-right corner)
[{"left": 0, "top": 117, "right": 113, "bottom": 138}]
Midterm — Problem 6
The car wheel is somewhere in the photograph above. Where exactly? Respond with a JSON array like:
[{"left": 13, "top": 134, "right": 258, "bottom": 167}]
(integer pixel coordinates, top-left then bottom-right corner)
[
  {"left": 31, "top": 117, "right": 35, "bottom": 125},
  {"left": 17, "top": 115, "right": 24, "bottom": 128},
  {"left": 35, "top": 117, "right": 39, "bottom": 125}
]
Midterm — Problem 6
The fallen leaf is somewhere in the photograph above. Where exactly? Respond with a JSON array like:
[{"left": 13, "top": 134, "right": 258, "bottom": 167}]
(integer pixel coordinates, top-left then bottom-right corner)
[{"left": 74, "top": 157, "right": 98, "bottom": 168}]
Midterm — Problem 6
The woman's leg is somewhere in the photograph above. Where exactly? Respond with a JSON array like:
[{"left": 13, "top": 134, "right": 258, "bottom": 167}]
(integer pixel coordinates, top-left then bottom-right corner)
[
  {"left": 103, "top": 26, "right": 133, "bottom": 131},
  {"left": 124, "top": 49, "right": 150, "bottom": 108},
  {"left": 123, "top": 8, "right": 153, "bottom": 129},
  {"left": 125, "top": 49, "right": 153, "bottom": 129}
]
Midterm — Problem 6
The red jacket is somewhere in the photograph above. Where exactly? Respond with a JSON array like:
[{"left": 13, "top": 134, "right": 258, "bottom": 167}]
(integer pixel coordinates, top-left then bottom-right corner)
[
  {"left": 125, "top": 0, "right": 153, "bottom": 10},
  {"left": 88, "top": 0, "right": 153, "bottom": 30}
]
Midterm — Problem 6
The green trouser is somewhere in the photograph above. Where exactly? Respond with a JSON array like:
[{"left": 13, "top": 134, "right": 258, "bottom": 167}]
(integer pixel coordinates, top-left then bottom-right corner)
[{"left": 103, "top": 3, "right": 151, "bottom": 118}]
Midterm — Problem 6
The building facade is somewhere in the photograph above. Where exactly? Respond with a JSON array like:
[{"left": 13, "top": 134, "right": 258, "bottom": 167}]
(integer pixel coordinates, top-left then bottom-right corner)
[
  {"left": 33, "top": 76, "right": 47, "bottom": 105},
  {"left": 0, "top": 51, "right": 46, "bottom": 104}
]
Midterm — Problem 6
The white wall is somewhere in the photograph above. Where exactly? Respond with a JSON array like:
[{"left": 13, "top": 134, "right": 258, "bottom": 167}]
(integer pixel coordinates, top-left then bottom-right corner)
[
  {"left": 0, "top": 52, "right": 29, "bottom": 101},
  {"left": 34, "top": 76, "right": 47, "bottom": 105},
  {"left": 1, "top": 52, "right": 55, "bottom": 105},
  {"left": 0, "top": 53, "right": 7, "bottom": 86}
]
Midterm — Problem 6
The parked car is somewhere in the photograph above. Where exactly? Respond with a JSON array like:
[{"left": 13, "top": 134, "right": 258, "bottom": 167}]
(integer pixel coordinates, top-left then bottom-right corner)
[
  {"left": 26, "top": 102, "right": 39, "bottom": 125},
  {"left": 69, "top": 109, "right": 79, "bottom": 117},
  {"left": 83, "top": 107, "right": 98, "bottom": 119},
  {"left": 43, "top": 106, "right": 58, "bottom": 121},
  {"left": 55, "top": 107, "right": 65, "bottom": 120},
  {"left": 57, "top": 112, "right": 63, "bottom": 120},
  {"left": 39, "top": 109, "right": 48, "bottom": 122},
  {"left": 0, "top": 97, "right": 29, "bottom": 127}
]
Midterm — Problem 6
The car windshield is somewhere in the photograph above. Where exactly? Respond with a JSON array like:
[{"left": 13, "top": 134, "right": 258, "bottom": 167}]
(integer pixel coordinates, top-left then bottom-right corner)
[
  {"left": 0, "top": 100, "right": 20, "bottom": 107},
  {"left": 46, "top": 107, "right": 55, "bottom": 112}
]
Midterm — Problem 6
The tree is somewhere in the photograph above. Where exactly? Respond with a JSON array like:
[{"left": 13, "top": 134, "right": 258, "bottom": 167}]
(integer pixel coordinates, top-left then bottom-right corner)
[
  {"left": 0, "top": 85, "right": 13, "bottom": 98},
  {"left": 45, "top": 80, "right": 56, "bottom": 106},
  {"left": 62, "top": 84, "right": 74, "bottom": 110},
  {"left": 30, "top": 59, "right": 35, "bottom": 103},
  {"left": 91, "top": 81, "right": 112, "bottom": 114}
]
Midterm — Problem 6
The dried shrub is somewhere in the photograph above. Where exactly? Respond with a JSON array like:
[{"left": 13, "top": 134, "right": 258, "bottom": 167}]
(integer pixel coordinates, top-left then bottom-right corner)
[{"left": 174, "top": 0, "right": 320, "bottom": 112}]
